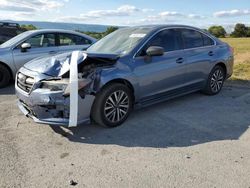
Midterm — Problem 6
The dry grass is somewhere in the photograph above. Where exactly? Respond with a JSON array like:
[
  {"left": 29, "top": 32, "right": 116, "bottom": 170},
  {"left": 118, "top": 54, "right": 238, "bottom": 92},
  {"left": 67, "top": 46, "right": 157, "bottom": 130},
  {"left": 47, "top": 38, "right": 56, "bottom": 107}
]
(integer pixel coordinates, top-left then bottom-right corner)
[
  {"left": 221, "top": 38, "right": 250, "bottom": 55},
  {"left": 220, "top": 38, "right": 250, "bottom": 83}
]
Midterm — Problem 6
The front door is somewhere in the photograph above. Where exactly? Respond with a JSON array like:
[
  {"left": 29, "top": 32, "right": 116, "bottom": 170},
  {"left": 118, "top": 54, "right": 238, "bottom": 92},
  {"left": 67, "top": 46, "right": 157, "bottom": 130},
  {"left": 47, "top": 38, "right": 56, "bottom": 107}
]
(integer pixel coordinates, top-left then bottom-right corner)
[
  {"left": 132, "top": 29, "right": 187, "bottom": 101},
  {"left": 12, "top": 33, "right": 58, "bottom": 70}
]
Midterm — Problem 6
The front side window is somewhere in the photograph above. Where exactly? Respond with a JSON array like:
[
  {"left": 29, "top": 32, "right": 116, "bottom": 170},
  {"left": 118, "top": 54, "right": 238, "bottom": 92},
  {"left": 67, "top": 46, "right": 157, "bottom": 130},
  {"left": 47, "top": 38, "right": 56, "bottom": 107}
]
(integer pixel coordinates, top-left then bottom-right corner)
[
  {"left": 25, "top": 33, "right": 56, "bottom": 48},
  {"left": 59, "top": 34, "right": 92, "bottom": 46},
  {"left": 181, "top": 29, "right": 203, "bottom": 49},
  {"left": 145, "top": 29, "right": 182, "bottom": 52}
]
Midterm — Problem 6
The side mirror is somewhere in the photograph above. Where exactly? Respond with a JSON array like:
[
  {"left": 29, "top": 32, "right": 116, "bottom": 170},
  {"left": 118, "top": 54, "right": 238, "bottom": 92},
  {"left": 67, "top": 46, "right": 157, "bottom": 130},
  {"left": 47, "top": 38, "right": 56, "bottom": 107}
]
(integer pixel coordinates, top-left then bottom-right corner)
[
  {"left": 21, "top": 43, "right": 31, "bottom": 52},
  {"left": 146, "top": 46, "right": 164, "bottom": 56}
]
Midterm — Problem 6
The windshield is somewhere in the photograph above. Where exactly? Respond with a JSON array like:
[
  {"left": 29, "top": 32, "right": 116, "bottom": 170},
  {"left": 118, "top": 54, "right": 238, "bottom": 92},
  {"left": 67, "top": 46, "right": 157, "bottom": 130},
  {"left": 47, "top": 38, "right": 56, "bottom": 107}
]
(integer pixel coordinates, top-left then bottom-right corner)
[
  {"left": 87, "top": 27, "right": 152, "bottom": 55},
  {"left": 0, "top": 31, "right": 32, "bottom": 48}
]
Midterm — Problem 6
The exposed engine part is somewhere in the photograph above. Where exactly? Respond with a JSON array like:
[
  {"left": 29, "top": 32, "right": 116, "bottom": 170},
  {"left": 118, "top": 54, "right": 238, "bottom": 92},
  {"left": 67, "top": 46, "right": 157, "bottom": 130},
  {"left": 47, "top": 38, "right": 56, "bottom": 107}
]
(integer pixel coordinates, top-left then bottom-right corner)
[{"left": 75, "top": 56, "right": 117, "bottom": 96}]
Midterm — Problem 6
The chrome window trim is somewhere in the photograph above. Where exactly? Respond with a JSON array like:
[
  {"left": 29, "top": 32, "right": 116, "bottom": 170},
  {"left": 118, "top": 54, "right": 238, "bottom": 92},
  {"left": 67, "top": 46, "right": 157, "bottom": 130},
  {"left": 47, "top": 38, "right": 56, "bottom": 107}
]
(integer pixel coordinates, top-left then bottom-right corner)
[{"left": 133, "top": 26, "right": 217, "bottom": 58}]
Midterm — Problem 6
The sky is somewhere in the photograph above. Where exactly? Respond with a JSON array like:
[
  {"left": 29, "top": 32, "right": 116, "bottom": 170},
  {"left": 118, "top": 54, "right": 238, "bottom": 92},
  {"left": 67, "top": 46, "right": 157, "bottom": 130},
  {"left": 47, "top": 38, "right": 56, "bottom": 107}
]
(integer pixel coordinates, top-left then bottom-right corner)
[{"left": 0, "top": 0, "right": 249, "bottom": 30}]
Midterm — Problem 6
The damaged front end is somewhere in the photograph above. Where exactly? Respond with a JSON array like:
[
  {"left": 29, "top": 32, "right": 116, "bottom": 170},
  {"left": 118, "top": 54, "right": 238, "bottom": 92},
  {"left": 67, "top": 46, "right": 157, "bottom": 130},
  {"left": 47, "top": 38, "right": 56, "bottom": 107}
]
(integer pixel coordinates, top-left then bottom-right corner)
[{"left": 15, "top": 51, "right": 119, "bottom": 126}]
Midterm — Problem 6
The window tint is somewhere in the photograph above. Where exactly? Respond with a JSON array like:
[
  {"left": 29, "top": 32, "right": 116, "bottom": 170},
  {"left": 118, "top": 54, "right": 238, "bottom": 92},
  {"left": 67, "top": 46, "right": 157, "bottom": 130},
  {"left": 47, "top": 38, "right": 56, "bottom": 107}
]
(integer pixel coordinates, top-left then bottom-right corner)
[
  {"left": 146, "top": 29, "right": 182, "bottom": 52},
  {"left": 59, "top": 34, "right": 92, "bottom": 46},
  {"left": 202, "top": 34, "right": 214, "bottom": 46},
  {"left": 182, "top": 29, "right": 203, "bottom": 49},
  {"left": 25, "top": 34, "right": 55, "bottom": 48}
]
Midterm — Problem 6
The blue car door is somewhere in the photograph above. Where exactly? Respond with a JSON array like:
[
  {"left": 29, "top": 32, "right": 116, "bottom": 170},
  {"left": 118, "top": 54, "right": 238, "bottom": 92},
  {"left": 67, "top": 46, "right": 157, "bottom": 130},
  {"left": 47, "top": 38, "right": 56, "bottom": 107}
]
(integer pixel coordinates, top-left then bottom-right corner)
[
  {"left": 132, "top": 29, "right": 187, "bottom": 102},
  {"left": 180, "top": 29, "right": 216, "bottom": 88}
]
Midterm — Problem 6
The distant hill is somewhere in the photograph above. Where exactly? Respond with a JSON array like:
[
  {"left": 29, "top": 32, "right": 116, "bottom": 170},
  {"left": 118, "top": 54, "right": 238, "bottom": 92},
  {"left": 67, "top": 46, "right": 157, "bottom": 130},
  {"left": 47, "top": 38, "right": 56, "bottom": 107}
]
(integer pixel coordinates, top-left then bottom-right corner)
[{"left": 0, "top": 20, "right": 115, "bottom": 32}]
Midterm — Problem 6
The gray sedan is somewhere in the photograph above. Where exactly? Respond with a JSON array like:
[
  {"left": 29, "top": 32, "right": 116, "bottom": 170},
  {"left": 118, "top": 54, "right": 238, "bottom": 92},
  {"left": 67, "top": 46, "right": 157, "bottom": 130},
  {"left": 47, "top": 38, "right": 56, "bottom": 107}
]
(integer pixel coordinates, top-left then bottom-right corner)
[
  {"left": 0, "top": 29, "right": 96, "bottom": 88},
  {"left": 15, "top": 25, "right": 234, "bottom": 128}
]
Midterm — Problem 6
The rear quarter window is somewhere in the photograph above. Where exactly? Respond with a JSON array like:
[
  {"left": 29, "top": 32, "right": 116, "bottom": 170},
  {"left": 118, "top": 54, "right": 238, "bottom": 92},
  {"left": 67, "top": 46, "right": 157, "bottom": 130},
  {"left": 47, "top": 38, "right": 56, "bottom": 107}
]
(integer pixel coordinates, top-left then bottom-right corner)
[{"left": 202, "top": 34, "right": 215, "bottom": 46}]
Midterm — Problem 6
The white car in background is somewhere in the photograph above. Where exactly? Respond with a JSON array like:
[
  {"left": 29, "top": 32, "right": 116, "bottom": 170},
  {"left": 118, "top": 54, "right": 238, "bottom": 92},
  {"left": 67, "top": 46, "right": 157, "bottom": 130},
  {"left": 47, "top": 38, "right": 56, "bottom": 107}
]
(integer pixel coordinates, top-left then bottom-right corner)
[{"left": 0, "top": 29, "right": 96, "bottom": 88}]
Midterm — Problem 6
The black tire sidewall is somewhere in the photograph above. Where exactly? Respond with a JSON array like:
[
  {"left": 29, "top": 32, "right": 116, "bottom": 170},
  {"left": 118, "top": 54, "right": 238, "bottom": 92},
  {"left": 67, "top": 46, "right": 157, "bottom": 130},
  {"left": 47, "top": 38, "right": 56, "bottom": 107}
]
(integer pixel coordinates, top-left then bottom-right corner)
[
  {"left": 0, "top": 64, "right": 11, "bottom": 88},
  {"left": 92, "top": 83, "right": 133, "bottom": 127}
]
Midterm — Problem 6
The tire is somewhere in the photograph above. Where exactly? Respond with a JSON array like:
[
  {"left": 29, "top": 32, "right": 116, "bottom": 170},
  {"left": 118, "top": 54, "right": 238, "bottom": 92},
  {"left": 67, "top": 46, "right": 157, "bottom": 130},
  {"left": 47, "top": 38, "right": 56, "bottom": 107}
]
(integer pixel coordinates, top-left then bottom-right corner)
[
  {"left": 0, "top": 64, "right": 11, "bottom": 88},
  {"left": 202, "top": 65, "right": 226, "bottom": 95},
  {"left": 91, "top": 83, "right": 133, "bottom": 127}
]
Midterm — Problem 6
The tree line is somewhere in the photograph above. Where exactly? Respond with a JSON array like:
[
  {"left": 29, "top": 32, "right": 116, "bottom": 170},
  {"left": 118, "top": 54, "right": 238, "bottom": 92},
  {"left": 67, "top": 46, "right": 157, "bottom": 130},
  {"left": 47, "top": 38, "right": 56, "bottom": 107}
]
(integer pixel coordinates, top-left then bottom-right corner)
[
  {"left": 208, "top": 23, "right": 250, "bottom": 38},
  {"left": 20, "top": 24, "right": 119, "bottom": 40},
  {"left": 20, "top": 23, "right": 250, "bottom": 39},
  {"left": 79, "top": 26, "right": 119, "bottom": 39}
]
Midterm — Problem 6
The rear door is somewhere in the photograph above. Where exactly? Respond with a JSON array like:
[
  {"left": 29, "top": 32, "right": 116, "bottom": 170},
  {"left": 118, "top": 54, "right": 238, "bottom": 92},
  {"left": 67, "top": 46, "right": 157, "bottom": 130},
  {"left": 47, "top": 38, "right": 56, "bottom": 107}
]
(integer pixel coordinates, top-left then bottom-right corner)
[
  {"left": 57, "top": 33, "right": 92, "bottom": 53},
  {"left": 12, "top": 33, "right": 58, "bottom": 70},
  {"left": 133, "top": 29, "right": 187, "bottom": 101},
  {"left": 180, "top": 29, "right": 216, "bottom": 87}
]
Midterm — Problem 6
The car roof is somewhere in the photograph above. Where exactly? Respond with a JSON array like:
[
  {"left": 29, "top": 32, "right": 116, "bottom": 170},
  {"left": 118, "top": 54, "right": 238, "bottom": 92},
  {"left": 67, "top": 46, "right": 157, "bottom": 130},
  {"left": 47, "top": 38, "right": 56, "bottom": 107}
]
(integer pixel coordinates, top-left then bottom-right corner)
[{"left": 128, "top": 24, "right": 204, "bottom": 31}]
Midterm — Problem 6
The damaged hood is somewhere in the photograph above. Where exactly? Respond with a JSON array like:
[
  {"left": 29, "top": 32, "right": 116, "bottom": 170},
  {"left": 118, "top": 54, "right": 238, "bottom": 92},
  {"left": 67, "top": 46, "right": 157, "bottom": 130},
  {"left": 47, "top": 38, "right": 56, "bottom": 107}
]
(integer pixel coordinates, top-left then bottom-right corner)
[{"left": 24, "top": 51, "right": 119, "bottom": 77}]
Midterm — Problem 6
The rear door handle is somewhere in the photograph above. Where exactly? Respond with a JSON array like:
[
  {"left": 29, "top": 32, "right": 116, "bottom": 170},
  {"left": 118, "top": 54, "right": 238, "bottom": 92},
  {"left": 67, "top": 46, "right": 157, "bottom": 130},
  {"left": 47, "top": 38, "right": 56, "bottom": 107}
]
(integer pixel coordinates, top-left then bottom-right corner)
[
  {"left": 208, "top": 51, "right": 214, "bottom": 56},
  {"left": 49, "top": 51, "right": 56, "bottom": 54},
  {"left": 176, "top": 57, "right": 184, "bottom": 64}
]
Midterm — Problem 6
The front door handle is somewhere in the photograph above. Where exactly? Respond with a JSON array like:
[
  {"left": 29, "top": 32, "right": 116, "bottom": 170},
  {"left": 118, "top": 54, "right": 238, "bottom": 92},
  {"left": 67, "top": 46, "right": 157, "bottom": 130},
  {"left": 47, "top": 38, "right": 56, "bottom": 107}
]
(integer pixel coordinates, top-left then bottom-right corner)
[
  {"left": 176, "top": 57, "right": 184, "bottom": 64},
  {"left": 49, "top": 51, "right": 56, "bottom": 54},
  {"left": 208, "top": 51, "right": 214, "bottom": 56}
]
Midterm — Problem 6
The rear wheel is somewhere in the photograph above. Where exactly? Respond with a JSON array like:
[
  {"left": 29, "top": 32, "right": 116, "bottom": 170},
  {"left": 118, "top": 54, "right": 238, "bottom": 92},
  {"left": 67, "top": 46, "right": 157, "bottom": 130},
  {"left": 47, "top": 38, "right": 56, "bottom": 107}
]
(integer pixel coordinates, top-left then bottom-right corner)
[
  {"left": 203, "top": 65, "right": 226, "bottom": 95},
  {"left": 91, "top": 83, "right": 133, "bottom": 127},
  {"left": 0, "top": 64, "right": 11, "bottom": 88}
]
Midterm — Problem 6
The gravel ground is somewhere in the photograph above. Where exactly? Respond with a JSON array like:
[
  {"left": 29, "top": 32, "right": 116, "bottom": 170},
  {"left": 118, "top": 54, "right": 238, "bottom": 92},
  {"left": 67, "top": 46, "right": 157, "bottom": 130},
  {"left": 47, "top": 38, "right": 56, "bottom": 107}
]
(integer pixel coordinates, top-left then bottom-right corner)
[{"left": 0, "top": 82, "right": 250, "bottom": 188}]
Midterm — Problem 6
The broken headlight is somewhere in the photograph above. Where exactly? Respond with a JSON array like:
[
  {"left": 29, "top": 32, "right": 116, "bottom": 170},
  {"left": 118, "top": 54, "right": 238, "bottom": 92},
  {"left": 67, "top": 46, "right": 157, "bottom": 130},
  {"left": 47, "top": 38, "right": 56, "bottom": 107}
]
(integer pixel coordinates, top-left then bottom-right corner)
[
  {"left": 41, "top": 78, "right": 91, "bottom": 96},
  {"left": 41, "top": 79, "right": 69, "bottom": 92}
]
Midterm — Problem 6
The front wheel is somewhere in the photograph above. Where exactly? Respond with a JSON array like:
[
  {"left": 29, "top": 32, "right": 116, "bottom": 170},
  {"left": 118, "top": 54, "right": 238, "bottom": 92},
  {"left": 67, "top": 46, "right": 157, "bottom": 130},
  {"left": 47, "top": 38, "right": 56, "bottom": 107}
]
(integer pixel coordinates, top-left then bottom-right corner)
[
  {"left": 91, "top": 83, "right": 133, "bottom": 127},
  {"left": 202, "top": 65, "right": 226, "bottom": 95}
]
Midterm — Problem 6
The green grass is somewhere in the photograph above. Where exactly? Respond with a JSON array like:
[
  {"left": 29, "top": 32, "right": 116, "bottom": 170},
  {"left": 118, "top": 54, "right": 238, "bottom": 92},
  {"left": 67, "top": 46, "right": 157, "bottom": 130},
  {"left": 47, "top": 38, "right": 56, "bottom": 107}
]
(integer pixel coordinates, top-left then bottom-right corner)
[{"left": 220, "top": 38, "right": 250, "bottom": 83}]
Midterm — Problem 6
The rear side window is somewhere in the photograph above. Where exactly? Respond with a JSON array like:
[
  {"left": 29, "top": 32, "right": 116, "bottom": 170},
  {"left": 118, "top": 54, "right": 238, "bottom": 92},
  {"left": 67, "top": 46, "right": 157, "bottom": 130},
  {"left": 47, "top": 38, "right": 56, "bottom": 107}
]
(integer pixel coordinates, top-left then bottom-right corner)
[
  {"left": 181, "top": 29, "right": 203, "bottom": 49},
  {"left": 146, "top": 29, "right": 182, "bottom": 52},
  {"left": 58, "top": 33, "right": 92, "bottom": 46}
]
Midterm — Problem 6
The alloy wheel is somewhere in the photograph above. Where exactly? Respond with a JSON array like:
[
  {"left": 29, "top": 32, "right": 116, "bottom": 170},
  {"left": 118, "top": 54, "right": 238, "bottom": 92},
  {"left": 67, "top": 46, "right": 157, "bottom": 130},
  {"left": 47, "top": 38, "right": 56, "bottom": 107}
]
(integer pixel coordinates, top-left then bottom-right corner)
[
  {"left": 104, "top": 90, "right": 129, "bottom": 123},
  {"left": 210, "top": 69, "right": 224, "bottom": 93}
]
